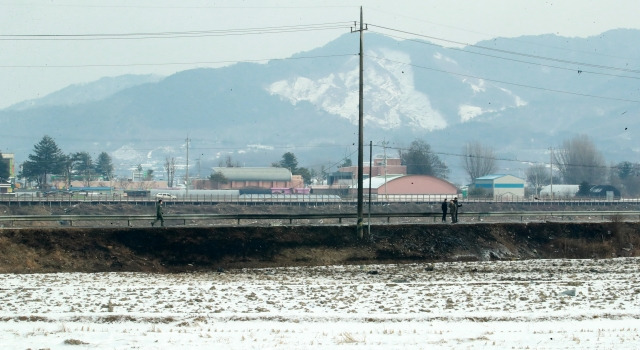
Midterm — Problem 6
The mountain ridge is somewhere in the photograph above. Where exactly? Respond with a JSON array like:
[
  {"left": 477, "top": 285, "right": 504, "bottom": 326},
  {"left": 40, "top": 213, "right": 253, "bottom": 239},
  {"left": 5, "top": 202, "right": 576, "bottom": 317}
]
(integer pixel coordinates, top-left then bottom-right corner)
[{"left": 1, "top": 29, "right": 639, "bottom": 183}]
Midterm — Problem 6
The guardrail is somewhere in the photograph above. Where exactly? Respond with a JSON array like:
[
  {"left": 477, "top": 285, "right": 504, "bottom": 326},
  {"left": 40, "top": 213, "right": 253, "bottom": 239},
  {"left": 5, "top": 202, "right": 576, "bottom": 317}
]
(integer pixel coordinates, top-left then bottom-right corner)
[
  {"left": 1, "top": 211, "right": 638, "bottom": 227},
  {"left": 0, "top": 194, "right": 343, "bottom": 205},
  {"left": 4, "top": 193, "right": 640, "bottom": 205}
]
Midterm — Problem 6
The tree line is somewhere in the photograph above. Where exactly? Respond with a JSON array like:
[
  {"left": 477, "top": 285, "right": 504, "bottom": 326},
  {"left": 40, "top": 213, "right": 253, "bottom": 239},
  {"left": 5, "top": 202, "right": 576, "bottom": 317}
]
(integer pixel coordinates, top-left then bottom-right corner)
[
  {"left": 9, "top": 134, "right": 640, "bottom": 197},
  {"left": 18, "top": 135, "right": 114, "bottom": 189}
]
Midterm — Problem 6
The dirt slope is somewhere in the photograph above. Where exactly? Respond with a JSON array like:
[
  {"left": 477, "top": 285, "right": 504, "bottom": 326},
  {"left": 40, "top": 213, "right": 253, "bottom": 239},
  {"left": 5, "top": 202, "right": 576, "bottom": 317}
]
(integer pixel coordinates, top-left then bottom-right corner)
[{"left": 1, "top": 221, "right": 638, "bottom": 273}]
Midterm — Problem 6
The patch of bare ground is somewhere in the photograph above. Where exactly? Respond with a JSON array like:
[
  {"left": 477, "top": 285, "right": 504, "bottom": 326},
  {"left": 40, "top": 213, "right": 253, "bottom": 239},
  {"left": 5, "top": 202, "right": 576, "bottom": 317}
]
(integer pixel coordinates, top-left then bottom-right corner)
[{"left": 0, "top": 217, "right": 639, "bottom": 273}]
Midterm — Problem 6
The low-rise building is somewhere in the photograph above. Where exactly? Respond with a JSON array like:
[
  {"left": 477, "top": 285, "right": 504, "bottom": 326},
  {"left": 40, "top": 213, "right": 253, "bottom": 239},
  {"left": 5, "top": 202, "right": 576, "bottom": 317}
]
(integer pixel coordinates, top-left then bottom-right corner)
[
  {"left": 328, "top": 157, "right": 407, "bottom": 187},
  {"left": 350, "top": 174, "right": 459, "bottom": 200},
  {"left": 473, "top": 174, "right": 525, "bottom": 199},
  {"left": 192, "top": 167, "right": 303, "bottom": 191}
]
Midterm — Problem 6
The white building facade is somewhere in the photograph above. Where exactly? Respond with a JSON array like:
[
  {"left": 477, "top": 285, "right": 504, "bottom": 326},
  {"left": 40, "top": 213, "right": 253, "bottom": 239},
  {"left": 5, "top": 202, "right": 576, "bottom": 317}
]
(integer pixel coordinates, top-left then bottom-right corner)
[{"left": 474, "top": 174, "right": 525, "bottom": 199}]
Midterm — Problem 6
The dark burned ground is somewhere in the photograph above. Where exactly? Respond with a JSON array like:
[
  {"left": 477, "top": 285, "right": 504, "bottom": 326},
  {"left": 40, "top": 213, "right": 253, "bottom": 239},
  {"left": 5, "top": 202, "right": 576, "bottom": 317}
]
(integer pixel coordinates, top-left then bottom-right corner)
[{"left": 1, "top": 202, "right": 639, "bottom": 273}]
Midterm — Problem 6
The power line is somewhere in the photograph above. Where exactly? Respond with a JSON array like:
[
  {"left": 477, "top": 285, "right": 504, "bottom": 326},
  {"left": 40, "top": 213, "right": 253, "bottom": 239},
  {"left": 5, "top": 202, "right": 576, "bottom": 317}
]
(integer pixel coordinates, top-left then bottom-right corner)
[
  {"left": 370, "top": 30, "right": 640, "bottom": 81},
  {"left": 5, "top": 3, "right": 356, "bottom": 10},
  {"left": 366, "top": 7, "right": 640, "bottom": 62},
  {"left": 0, "top": 53, "right": 356, "bottom": 69},
  {"left": 368, "top": 23, "right": 640, "bottom": 75},
  {"left": 0, "top": 22, "right": 353, "bottom": 41},
  {"left": 366, "top": 54, "right": 640, "bottom": 103}
]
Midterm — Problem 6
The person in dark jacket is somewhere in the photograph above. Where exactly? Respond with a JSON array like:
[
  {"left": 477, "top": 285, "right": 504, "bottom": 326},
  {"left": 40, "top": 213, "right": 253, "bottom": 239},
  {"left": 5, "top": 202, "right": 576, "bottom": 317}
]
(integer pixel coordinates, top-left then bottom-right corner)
[
  {"left": 441, "top": 198, "right": 448, "bottom": 222},
  {"left": 151, "top": 199, "right": 164, "bottom": 227},
  {"left": 448, "top": 199, "right": 456, "bottom": 223},
  {"left": 453, "top": 197, "right": 462, "bottom": 223}
]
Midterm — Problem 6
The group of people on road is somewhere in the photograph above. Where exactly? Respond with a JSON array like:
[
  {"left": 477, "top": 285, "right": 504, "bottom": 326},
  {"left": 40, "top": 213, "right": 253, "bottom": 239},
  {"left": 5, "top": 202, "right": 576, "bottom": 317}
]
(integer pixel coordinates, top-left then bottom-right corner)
[
  {"left": 153, "top": 196, "right": 460, "bottom": 228},
  {"left": 441, "top": 197, "right": 462, "bottom": 223}
]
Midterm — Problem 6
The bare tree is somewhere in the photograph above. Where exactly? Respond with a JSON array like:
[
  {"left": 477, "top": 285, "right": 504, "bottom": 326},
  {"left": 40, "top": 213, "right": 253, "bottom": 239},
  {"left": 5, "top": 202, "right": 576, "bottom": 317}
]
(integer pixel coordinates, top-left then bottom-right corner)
[
  {"left": 525, "top": 164, "right": 548, "bottom": 196},
  {"left": 554, "top": 134, "right": 605, "bottom": 184},
  {"left": 117, "top": 177, "right": 129, "bottom": 191},
  {"left": 525, "top": 163, "right": 561, "bottom": 196},
  {"left": 219, "top": 155, "right": 240, "bottom": 168},
  {"left": 610, "top": 161, "right": 640, "bottom": 196},
  {"left": 462, "top": 141, "right": 497, "bottom": 182},
  {"left": 164, "top": 157, "right": 176, "bottom": 187}
]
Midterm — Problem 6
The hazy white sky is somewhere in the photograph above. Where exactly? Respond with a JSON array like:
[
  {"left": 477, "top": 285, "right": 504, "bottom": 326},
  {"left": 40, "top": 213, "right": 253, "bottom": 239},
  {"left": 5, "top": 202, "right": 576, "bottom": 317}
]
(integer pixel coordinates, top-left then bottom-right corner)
[{"left": 2, "top": 0, "right": 640, "bottom": 109}]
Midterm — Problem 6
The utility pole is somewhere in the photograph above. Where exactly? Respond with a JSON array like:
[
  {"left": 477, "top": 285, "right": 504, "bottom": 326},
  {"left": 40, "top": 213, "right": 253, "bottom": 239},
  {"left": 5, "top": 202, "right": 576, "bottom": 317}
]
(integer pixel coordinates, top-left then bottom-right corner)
[
  {"left": 351, "top": 7, "right": 367, "bottom": 239},
  {"left": 185, "top": 136, "right": 190, "bottom": 197},
  {"left": 382, "top": 140, "right": 388, "bottom": 202},
  {"left": 368, "top": 140, "right": 372, "bottom": 237},
  {"left": 549, "top": 147, "right": 553, "bottom": 201}
]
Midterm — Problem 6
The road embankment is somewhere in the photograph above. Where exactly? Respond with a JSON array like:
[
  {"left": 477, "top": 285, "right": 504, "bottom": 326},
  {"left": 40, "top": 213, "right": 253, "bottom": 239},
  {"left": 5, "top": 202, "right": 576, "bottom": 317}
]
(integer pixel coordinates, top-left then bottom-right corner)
[{"left": 0, "top": 222, "right": 638, "bottom": 273}]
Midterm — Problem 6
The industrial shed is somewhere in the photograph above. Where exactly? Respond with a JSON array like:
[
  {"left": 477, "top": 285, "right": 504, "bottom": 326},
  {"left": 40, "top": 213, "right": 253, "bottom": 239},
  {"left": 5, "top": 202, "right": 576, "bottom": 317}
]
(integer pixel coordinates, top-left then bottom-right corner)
[
  {"left": 352, "top": 175, "right": 459, "bottom": 200},
  {"left": 474, "top": 174, "right": 525, "bottom": 199},
  {"left": 210, "top": 167, "right": 294, "bottom": 190},
  {"left": 589, "top": 185, "right": 620, "bottom": 199}
]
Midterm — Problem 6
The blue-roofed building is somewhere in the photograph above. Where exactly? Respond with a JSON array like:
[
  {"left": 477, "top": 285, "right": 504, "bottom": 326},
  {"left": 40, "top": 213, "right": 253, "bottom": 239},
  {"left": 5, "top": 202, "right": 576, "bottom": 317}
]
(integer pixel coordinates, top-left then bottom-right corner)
[{"left": 473, "top": 174, "right": 525, "bottom": 199}]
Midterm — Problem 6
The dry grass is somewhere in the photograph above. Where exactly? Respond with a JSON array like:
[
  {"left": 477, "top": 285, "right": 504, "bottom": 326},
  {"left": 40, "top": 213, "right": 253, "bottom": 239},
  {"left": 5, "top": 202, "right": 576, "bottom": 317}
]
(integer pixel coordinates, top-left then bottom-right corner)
[{"left": 0, "top": 237, "right": 42, "bottom": 273}]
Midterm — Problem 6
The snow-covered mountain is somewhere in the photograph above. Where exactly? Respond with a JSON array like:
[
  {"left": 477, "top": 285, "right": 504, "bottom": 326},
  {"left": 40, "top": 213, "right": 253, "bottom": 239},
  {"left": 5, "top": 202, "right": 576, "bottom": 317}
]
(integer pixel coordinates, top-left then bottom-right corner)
[{"left": 1, "top": 30, "right": 639, "bottom": 183}]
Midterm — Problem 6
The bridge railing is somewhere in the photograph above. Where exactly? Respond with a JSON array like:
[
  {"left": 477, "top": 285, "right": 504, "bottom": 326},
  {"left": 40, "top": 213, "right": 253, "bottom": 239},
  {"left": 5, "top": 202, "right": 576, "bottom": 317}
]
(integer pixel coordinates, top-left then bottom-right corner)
[{"left": 3, "top": 192, "right": 640, "bottom": 206}]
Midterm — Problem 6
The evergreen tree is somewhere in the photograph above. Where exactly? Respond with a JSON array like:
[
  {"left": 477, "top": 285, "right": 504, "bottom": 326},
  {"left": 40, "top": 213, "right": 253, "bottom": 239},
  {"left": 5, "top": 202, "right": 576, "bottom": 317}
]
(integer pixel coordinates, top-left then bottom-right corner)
[
  {"left": 401, "top": 140, "right": 449, "bottom": 178},
  {"left": 0, "top": 152, "right": 9, "bottom": 181},
  {"left": 296, "top": 167, "right": 312, "bottom": 185},
  {"left": 276, "top": 152, "right": 298, "bottom": 172},
  {"left": 73, "top": 152, "right": 94, "bottom": 186},
  {"left": 20, "top": 135, "right": 65, "bottom": 189},
  {"left": 208, "top": 172, "right": 228, "bottom": 189},
  {"left": 577, "top": 181, "right": 592, "bottom": 197},
  {"left": 94, "top": 152, "right": 114, "bottom": 180}
]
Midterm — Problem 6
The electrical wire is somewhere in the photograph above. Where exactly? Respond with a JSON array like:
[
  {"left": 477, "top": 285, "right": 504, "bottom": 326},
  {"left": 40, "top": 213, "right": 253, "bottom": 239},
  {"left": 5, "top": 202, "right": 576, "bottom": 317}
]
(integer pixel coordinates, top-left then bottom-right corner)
[
  {"left": 0, "top": 22, "right": 353, "bottom": 41},
  {"left": 366, "top": 6, "right": 640, "bottom": 62},
  {"left": 368, "top": 23, "right": 640, "bottom": 75},
  {"left": 369, "top": 30, "right": 640, "bottom": 81},
  {"left": 0, "top": 54, "right": 356, "bottom": 68},
  {"left": 366, "top": 54, "right": 640, "bottom": 103}
]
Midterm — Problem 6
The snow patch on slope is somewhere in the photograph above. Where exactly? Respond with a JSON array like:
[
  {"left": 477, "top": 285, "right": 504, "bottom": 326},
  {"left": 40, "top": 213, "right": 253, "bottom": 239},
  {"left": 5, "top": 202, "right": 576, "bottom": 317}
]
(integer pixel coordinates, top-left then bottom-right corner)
[
  {"left": 268, "top": 49, "right": 447, "bottom": 131},
  {"left": 459, "top": 105, "right": 484, "bottom": 122}
]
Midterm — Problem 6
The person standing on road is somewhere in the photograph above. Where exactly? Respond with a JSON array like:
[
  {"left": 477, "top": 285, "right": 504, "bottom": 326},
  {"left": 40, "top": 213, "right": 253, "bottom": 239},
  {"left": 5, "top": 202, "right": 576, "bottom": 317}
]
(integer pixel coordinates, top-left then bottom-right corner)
[
  {"left": 441, "top": 198, "right": 448, "bottom": 222},
  {"left": 448, "top": 199, "right": 456, "bottom": 223},
  {"left": 453, "top": 197, "right": 462, "bottom": 223},
  {"left": 151, "top": 199, "right": 164, "bottom": 227}
]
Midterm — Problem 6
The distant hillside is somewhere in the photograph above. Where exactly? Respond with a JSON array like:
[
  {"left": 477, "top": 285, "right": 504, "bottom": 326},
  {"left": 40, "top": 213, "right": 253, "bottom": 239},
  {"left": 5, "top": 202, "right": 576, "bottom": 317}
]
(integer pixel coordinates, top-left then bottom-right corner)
[
  {"left": 1, "top": 29, "right": 639, "bottom": 183},
  {"left": 6, "top": 74, "right": 164, "bottom": 111}
]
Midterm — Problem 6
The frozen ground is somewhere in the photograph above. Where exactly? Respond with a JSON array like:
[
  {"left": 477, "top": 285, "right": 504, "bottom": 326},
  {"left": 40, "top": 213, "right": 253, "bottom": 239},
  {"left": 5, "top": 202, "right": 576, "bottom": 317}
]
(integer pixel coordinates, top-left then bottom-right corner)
[{"left": 0, "top": 258, "right": 639, "bottom": 349}]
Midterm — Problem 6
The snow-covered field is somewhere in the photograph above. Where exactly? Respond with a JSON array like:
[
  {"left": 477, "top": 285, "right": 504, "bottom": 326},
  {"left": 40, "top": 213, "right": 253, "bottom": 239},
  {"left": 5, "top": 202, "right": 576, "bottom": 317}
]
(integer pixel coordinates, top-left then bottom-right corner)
[{"left": 1, "top": 258, "right": 639, "bottom": 349}]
